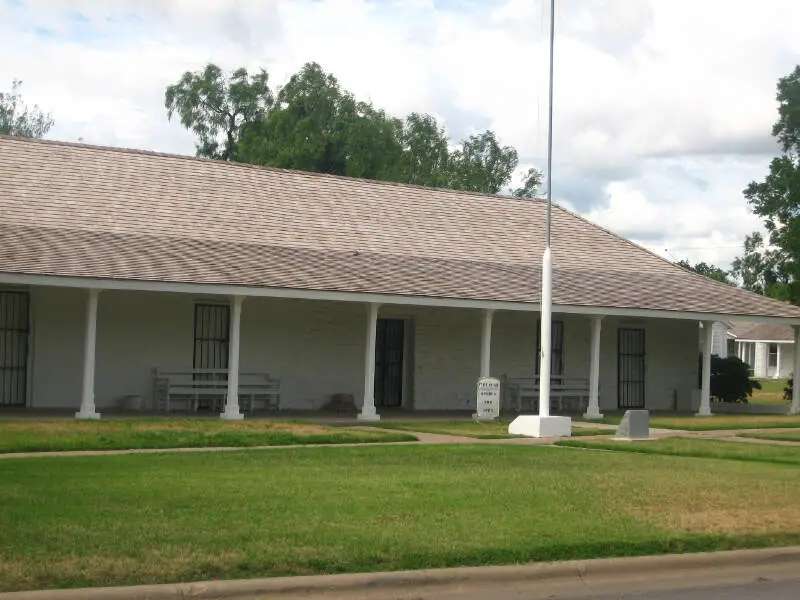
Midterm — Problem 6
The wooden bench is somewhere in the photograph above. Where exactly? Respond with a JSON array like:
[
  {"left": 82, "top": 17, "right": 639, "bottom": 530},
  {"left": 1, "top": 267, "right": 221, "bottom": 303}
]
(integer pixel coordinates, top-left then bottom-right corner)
[
  {"left": 153, "top": 369, "right": 281, "bottom": 413},
  {"left": 503, "top": 376, "right": 591, "bottom": 414}
]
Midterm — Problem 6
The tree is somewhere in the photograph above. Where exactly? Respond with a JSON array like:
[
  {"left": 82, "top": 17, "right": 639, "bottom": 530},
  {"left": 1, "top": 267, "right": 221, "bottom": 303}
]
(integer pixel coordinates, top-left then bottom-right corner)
[
  {"left": 238, "top": 63, "right": 403, "bottom": 180},
  {"left": 730, "top": 233, "right": 790, "bottom": 298},
  {"left": 513, "top": 167, "right": 544, "bottom": 199},
  {"left": 676, "top": 259, "right": 732, "bottom": 284},
  {"left": 734, "top": 65, "right": 800, "bottom": 304},
  {"left": 448, "top": 130, "right": 519, "bottom": 194},
  {"left": 0, "top": 79, "right": 54, "bottom": 138},
  {"left": 165, "top": 64, "right": 272, "bottom": 161},
  {"left": 167, "top": 62, "right": 537, "bottom": 196}
]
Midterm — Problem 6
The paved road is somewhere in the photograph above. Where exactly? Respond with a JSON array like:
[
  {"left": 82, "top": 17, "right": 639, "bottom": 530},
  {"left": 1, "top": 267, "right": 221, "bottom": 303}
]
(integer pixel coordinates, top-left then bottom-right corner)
[
  {"left": 292, "top": 563, "right": 800, "bottom": 600},
  {"left": 555, "top": 579, "right": 800, "bottom": 600}
]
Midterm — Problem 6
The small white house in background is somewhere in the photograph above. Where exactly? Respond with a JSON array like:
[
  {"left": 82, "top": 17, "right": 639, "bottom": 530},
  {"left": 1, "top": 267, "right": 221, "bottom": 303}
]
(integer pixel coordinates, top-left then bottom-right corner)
[
  {"left": 2, "top": 135, "right": 800, "bottom": 419},
  {"left": 731, "top": 322, "right": 796, "bottom": 379},
  {"left": 709, "top": 321, "right": 734, "bottom": 358}
]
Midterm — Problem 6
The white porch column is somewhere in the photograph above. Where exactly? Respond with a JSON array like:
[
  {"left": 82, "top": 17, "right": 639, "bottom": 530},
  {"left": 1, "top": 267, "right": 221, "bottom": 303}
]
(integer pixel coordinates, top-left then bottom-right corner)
[
  {"left": 791, "top": 327, "right": 800, "bottom": 415},
  {"left": 358, "top": 303, "right": 381, "bottom": 421},
  {"left": 480, "top": 309, "right": 494, "bottom": 378},
  {"left": 584, "top": 316, "right": 603, "bottom": 420},
  {"left": 754, "top": 342, "right": 768, "bottom": 378},
  {"left": 76, "top": 289, "right": 102, "bottom": 420},
  {"left": 775, "top": 344, "right": 782, "bottom": 378},
  {"left": 697, "top": 320, "right": 714, "bottom": 417},
  {"left": 221, "top": 295, "right": 245, "bottom": 420}
]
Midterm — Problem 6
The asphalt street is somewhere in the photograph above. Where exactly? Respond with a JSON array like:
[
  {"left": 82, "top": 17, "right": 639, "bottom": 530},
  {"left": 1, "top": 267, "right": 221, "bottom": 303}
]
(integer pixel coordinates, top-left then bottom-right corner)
[
  {"left": 283, "top": 562, "right": 800, "bottom": 600},
  {"left": 547, "top": 578, "right": 800, "bottom": 600}
]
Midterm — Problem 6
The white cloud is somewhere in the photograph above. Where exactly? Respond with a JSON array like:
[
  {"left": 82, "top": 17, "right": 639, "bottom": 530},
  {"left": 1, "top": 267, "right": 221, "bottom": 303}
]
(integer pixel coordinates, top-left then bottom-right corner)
[
  {"left": 584, "top": 156, "right": 767, "bottom": 269},
  {"left": 1, "top": 0, "right": 796, "bottom": 268}
]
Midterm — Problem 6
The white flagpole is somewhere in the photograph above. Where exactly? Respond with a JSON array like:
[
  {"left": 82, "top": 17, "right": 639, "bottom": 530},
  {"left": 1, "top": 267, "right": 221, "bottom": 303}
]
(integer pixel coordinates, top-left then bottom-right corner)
[
  {"left": 509, "top": 0, "right": 570, "bottom": 438},
  {"left": 537, "top": 0, "right": 556, "bottom": 419}
]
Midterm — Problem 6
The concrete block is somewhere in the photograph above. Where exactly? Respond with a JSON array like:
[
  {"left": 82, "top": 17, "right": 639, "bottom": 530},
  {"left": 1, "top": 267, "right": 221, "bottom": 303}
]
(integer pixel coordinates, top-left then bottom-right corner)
[
  {"left": 508, "top": 415, "right": 572, "bottom": 438},
  {"left": 616, "top": 410, "right": 649, "bottom": 439}
]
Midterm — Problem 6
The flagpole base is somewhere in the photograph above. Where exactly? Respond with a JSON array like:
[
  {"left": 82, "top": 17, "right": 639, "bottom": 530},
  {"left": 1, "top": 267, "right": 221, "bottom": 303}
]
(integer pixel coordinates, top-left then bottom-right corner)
[{"left": 508, "top": 415, "right": 571, "bottom": 438}]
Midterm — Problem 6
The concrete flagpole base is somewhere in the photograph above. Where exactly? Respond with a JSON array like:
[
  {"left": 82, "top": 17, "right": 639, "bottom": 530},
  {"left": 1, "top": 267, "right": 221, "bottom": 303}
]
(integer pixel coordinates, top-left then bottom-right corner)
[
  {"left": 75, "top": 410, "right": 101, "bottom": 420},
  {"left": 508, "top": 415, "right": 571, "bottom": 438},
  {"left": 220, "top": 412, "right": 245, "bottom": 421},
  {"left": 357, "top": 412, "right": 381, "bottom": 422}
]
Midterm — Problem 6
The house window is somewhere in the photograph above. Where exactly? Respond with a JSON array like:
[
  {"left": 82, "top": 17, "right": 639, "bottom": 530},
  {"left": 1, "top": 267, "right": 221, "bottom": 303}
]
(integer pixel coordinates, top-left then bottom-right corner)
[
  {"left": 535, "top": 320, "right": 564, "bottom": 377},
  {"left": 768, "top": 343, "right": 778, "bottom": 369},
  {"left": 193, "top": 304, "right": 230, "bottom": 371}
]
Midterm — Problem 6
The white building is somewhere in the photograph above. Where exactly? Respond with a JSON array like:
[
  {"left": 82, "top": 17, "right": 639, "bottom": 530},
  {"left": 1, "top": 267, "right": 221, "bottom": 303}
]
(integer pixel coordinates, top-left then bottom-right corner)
[
  {"left": 2, "top": 135, "right": 800, "bottom": 418},
  {"left": 709, "top": 321, "right": 734, "bottom": 358},
  {"left": 732, "top": 322, "right": 796, "bottom": 379}
]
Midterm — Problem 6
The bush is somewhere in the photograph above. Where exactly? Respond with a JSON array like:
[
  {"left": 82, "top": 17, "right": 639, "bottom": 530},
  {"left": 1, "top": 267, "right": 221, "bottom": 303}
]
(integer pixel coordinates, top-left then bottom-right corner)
[
  {"left": 785, "top": 377, "right": 793, "bottom": 402},
  {"left": 710, "top": 355, "right": 761, "bottom": 403}
]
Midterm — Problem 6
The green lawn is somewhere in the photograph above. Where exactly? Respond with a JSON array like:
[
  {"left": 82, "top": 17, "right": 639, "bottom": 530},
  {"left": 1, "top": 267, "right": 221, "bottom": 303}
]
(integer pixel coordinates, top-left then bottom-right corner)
[
  {"left": 0, "top": 419, "right": 416, "bottom": 453},
  {"left": 739, "top": 431, "right": 800, "bottom": 443},
  {"left": 577, "top": 415, "right": 800, "bottom": 431},
  {"left": 367, "top": 421, "right": 612, "bottom": 439},
  {"left": 556, "top": 437, "right": 800, "bottom": 466},
  {"left": 1, "top": 445, "right": 799, "bottom": 592},
  {"left": 750, "top": 379, "right": 790, "bottom": 405}
]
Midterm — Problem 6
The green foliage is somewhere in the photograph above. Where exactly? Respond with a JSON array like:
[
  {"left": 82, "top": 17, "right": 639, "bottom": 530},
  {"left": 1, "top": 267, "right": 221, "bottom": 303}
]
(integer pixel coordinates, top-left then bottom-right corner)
[
  {"left": 784, "top": 377, "right": 793, "bottom": 402},
  {"left": 734, "top": 65, "right": 800, "bottom": 303},
  {"left": 448, "top": 130, "right": 518, "bottom": 194},
  {"left": 393, "top": 112, "right": 452, "bottom": 187},
  {"left": 238, "top": 63, "right": 403, "bottom": 180},
  {"left": 731, "top": 232, "right": 791, "bottom": 299},
  {"left": 165, "top": 64, "right": 273, "bottom": 160},
  {"left": 0, "top": 79, "right": 54, "bottom": 138},
  {"left": 676, "top": 259, "right": 732, "bottom": 284},
  {"left": 710, "top": 355, "right": 762, "bottom": 404},
  {"left": 168, "top": 62, "right": 529, "bottom": 194},
  {"left": 513, "top": 167, "right": 544, "bottom": 198}
]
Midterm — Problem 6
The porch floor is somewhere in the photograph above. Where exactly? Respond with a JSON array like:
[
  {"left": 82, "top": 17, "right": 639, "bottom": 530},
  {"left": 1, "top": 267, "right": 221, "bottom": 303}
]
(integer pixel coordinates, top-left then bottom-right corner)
[{"left": 0, "top": 407, "right": 693, "bottom": 423}]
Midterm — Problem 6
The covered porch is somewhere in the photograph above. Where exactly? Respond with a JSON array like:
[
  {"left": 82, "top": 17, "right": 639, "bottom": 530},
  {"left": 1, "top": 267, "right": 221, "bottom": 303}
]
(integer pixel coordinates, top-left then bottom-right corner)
[{"left": 4, "top": 278, "right": 795, "bottom": 420}]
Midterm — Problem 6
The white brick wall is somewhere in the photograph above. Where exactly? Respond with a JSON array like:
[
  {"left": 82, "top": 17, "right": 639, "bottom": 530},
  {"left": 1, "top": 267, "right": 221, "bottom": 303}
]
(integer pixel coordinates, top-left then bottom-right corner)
[{"left": 23, "top": 287, "right": 702, "bottom": 413}]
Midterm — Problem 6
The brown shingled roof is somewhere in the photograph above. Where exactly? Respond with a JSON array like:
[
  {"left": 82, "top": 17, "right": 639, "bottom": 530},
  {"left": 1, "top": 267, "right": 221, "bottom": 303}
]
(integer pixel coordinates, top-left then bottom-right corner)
[
  {"left": 731, "top": 322, "right": 796, "bottom": 341},
  {"left": 2, "top": 134, "right": 800, "bottom": 319}
]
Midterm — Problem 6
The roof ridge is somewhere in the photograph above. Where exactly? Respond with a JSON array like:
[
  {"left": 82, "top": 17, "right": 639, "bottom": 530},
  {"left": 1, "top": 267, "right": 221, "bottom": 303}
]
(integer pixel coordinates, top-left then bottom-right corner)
[{"left": 0, "top": 133, "right": 545, "bottom": 207}]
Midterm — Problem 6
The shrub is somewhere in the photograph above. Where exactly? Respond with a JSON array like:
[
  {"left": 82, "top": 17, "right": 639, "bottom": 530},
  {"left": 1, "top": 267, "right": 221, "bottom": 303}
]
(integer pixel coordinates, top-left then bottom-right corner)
[
  {"left": 785, "top": 377, "right": 793, "bottom": 402},
  {"left": 710, "top": 355, "right": 761, "bottom": 403}
]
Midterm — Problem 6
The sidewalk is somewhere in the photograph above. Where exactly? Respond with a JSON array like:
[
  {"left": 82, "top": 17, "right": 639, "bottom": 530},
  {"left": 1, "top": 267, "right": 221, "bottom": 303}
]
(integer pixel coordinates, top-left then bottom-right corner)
[{"left": 0, "top": 423, "right": 798, "bottom": 459}]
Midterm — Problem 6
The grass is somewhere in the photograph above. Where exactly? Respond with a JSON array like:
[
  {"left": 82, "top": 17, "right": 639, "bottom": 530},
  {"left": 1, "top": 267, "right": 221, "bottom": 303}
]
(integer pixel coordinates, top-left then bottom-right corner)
[
  {"left": 0, "top": 419, "right": 416, "bottom": 453},
  {"left": 750, "top": 379, "right": 790, "bottom": 405},
  {"left": 577, "top": 415, "right": 800, "bottom": 431},
  {"left": 1, "top": 445, "right": 799, "bottom": 593},
  {"left": 739, "top": 431, "right": 800, "bottom": 443},
  {"left": 366, "top": 420, "right": 612, "bottom": 439},
  {"left": 556, "top": 437, "right": 800, "bottom": 466}
]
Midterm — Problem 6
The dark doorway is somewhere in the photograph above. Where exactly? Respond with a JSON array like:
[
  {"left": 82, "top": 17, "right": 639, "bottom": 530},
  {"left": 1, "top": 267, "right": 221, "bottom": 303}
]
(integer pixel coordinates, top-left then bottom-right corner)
[
  {"left": 193, "top": 304, "right": 230, "bottom": 409},
  {"left": 375, "top": 318, "right": 405, "bottom": 408},
  {"left": 0, "top": 291, "right": 30, "bottom": 407},
  {"left": 618, "top": 328, "right": 646, "bottom": 409},
  {"left": 193, "top": 304, "right": 230, "bottom": 371}
]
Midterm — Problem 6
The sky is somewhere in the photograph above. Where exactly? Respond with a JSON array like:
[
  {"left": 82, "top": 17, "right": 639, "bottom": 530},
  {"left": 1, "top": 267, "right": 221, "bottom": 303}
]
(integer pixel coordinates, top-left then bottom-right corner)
[{"left": 2, "top": 0, "right": 798, "bottom": 270}]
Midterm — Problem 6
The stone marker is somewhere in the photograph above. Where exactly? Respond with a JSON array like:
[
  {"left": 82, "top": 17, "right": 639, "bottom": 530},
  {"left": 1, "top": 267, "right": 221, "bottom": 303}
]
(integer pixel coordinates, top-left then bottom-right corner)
[
  {"left": 474, "top": 377, "right": 501, "bottom": 421},
  {"left": 616, "top": 409, "right": 650, "bottom": 439}
]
